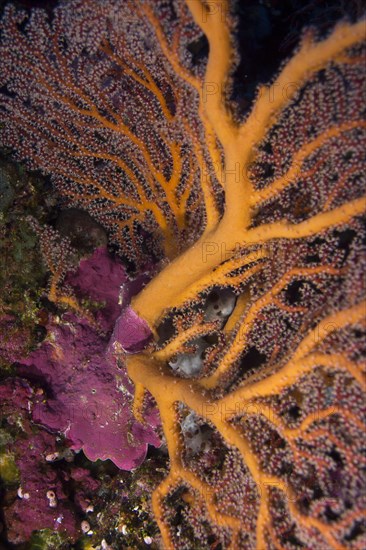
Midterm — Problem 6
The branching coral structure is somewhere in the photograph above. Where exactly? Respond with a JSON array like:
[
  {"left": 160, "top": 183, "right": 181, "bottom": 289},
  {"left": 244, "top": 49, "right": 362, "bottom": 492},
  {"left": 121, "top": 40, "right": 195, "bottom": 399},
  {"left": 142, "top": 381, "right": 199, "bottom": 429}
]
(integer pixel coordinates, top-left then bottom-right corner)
[
  {"left": 0, "top": 0, "right": 223, "bottom": 266},
  {"left": 0, "top": 0, "right": 365, "bottom": 548}
]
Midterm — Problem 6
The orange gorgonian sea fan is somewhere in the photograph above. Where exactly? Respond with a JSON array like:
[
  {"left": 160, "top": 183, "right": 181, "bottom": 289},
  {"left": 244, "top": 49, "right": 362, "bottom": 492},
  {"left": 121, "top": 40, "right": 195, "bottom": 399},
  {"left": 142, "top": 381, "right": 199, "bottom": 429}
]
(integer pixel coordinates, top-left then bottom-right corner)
[
  {"left": 0, "top": 0, "right": 365, "bottom": 548},
  {"left": 0, "top": 0, "right": 223, "bottom": 265}
]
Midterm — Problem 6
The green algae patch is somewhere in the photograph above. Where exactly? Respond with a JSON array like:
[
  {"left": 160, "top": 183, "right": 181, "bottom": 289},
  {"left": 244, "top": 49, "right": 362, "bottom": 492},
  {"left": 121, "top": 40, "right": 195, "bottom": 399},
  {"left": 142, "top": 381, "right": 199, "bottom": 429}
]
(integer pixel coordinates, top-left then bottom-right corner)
[
  {"left": 0, "top": 451, "right": 19, "bottom": 484},
  {"left": 29, "top": 529, "right": 69, "bottom": 550}
]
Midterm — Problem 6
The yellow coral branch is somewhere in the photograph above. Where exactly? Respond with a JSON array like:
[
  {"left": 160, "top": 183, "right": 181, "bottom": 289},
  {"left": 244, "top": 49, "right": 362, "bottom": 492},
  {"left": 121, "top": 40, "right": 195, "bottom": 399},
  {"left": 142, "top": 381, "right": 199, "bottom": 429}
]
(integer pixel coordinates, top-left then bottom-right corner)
[
  {"left": 245, "top": 196, "right": 366, "bottom": 244},
  {"left": 186, "top": 0, "right": 236, "bottom": 148},
  {"left": 250, "top": 120, "right": 366, "bottom": 206},
  {"left": 200, "top": 265, "right": 344, "bottom": 389}
]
